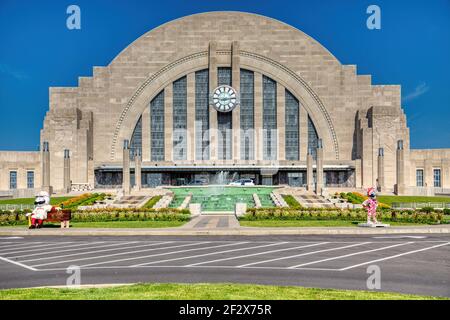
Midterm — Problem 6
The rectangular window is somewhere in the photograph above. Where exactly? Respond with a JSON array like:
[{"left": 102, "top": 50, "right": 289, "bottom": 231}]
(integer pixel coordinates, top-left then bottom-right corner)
[
  {"left": 416, "top": 169, "right": 424, "bottom": 187},
  {"left": 195, "top": 70, "right": 210, "bottom": 160},
  {"left": 173, "top": 76, "right": 187, "bottom": 161},
  {"left": 285, "top": 90, "right": 299, "bottom": 160},
  {"left": 217, "top": 67, "right": 232, "bottom": 160},
  {"left": 240, "top": 69, "right": 254, "bottom": 160},
  {"left": 433, "top": 169, "right": 441, "bottom": 187},
  {"left": 262, "top": 75, "right": 277, "bottom": 160},
  {"left": 27, "top": 171, "right": 34, "bottom": 189},
  {"left": 10, "top": 171, "right": 17, "bottom": 190},
  {"left": 150, "top": 91, "right": 165, "bottom": 161}
]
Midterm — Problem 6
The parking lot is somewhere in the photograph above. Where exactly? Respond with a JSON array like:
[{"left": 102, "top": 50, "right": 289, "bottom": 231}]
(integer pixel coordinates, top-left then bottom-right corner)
[{"left": 0, "top": 235, "right": 449, "bottom": 296}]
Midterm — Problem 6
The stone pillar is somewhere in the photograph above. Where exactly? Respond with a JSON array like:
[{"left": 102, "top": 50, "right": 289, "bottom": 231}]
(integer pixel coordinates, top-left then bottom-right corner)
[
  {"left": 299, "top": 107, "right": 308, "bottom": 159},
  {"left": 209, "top": 41, "right": 218, "bottom": 161},
  {"left": 63, "top": 149, "right": 71, "bottom": 193},
  {"left": 254, "top": 73, "right": 263, "bottom": 161},
  {"left": 316, "top": 139, "right": 324, "bottom": 194},
  {"left": 377, "top": 147, "right": 385, "bottom": 192},
  {"left": 41, "top": 141, "right": 52, "bottom": 193},
  {"left": 142, "top": 107, "right": 150, "bottom": 161},
  {"left": 187, "top": 73, "right": 196, "bottom": 162},
  {"left": 396, "top": 140, "right": 406, "bottom": 195},
  {"left": 231, "top": 41, "right": 241, "bottom": 161},
  {"left": 306, "top": 147, "right": 314, "bottom": 191},
  {"left": 134, "top": 149, "right": 142, "bottom": 191},
  {"left": 122, "top": 140, "right": 130, "bottom": 195},
  {"left": 277, "top": 83, "right": 285, "bottom": 161},
  {"left": 164, "top": 85, "right": 173, "bottom": 162}
]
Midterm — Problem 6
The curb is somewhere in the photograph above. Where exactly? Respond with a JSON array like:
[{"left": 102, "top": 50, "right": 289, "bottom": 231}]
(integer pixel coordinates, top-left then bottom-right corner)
[{"left": 0, "top": 226, "right": 449, "bottom": 236}]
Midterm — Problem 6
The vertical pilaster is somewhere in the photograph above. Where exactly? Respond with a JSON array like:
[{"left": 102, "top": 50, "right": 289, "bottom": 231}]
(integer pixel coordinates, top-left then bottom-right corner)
[
  {"left": 135, "top": 150, "right": 142, "bottom": 191},
  {"left": 63, "top": 149, "right": 71, "bottom": 193},
  {"left": 232, "top": 41, "right": 241, "bottom": 161},
  {"left": 122, "top": 140, "right": 130, "bottom": 195},
  {"left": 41, "top": 141, "right": 51, "bottom": 193},
  {"left": 396, "top": 140, "right": 406, "bottom": 195},
  {"left": 209, "top": 42, "right": 218, "bottom": 161},
  {"left": 254, "top": 72, "right": 263, "bottom": 162},
  {"left": 299, "top": 107, "right": 308, "bottom": 160},
  {"left": 142, "top": 107, "right": 150, "bottom": 162},
  {"left": 306, "top": 148, "right": 314, "bottom": 191},
  {"left": 187, "top": 73, "right": 196, "bottom": 162},
  {"left": 164, "top": 85, "right": 173, "bottom": 162},
  {"left": 377, "top": 147, "right": 385, "bottom": 192},
  {"left": 316, "top": 139, "right": 324, "bottom": 194},
  {"left": 277, "top": 84, "right": 285, "bottom": 161}
]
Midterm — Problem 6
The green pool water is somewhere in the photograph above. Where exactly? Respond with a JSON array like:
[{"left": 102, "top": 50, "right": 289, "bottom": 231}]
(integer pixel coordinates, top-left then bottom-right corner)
[{"left": 168, "top": 186, "right": 275, "bottom": 212}]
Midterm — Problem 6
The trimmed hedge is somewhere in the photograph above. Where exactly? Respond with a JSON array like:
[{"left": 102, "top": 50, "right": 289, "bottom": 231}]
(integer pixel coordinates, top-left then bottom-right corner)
[
  {"left": 0, "top": 208, "right": 189, "bottom": 226},
  {"left": 241, "top": 208, "right": 444, "bottom": 224}
]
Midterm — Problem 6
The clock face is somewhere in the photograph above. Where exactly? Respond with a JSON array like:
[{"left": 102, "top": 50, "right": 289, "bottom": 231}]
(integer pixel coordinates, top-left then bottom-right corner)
[{"left": 211, "top": 85, "right": 238, "bottom": 112}]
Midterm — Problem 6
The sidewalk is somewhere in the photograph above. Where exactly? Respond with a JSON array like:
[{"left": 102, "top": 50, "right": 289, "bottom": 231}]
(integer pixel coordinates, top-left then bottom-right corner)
[{"left": 0, "top": 222, "right": 448, "bottom": 236}]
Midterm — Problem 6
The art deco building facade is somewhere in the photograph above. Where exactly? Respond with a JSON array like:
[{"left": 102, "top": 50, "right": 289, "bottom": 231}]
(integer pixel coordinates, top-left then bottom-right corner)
[{"left": 0, "top": 12, "right": 449, "bottom": 195}]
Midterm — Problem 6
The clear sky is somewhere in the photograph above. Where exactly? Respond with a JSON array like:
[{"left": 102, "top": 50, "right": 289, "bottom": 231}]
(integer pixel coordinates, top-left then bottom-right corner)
[{"left": 0, "top": 0, "right": 449, "bottom": 151}]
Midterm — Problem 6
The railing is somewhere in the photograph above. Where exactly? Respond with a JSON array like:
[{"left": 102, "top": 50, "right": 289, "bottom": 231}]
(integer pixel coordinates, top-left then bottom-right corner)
[
  {"left": 392, "top": 202, "right": 450, "bottom": 210},
  {"left": 0, "top": 204, "right": 34, "bottom": 211}
]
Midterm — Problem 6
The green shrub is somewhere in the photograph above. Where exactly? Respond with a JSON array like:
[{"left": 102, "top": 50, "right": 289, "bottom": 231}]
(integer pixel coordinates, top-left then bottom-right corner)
[
  {"left": 443, "top": 208, "right": 450, "bottom": 215},
  {"left": 419, "top": 206, "right": 435, "bottom": 213}
]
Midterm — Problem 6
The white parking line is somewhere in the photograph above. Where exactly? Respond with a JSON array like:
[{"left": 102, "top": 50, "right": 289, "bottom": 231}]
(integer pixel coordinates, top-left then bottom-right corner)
[
  {"left": 236, "top": 242, "right": 370, "bottom": 267},
  {"left": 0, "top": 256, "right": 37, "bottom": 271},
  {"left": 133, "top": 242, "right": 289, "bottom": 267},
  {"left": 0, "top": 242, "right": 45, "bottom": 251},
  {"left": 19, "top": 241, "right": 142, "bottom": 262},
  {"left": 80, "top": 242, "right": 249, "bottom": 268},
  {"left": 339, "top": 242, "right": 450, "bottom": 271},
  {"left": 0, "top": 241, "right": 104, "bottom": 256},
  {"left": 288, "top": 242, "right": 413, "bottom": 269},
  {"left": 186, "top": 242, "right": 328, "bottom": 267},
  {"left": 31, "top": 241, "right": 183, "bottom": 267}
]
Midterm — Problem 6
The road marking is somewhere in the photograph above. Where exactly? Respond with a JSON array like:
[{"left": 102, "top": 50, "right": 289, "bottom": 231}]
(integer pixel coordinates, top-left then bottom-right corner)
[
  {"left": 133, "top": 242, "right": 289, "bottom": 267},
  {"left": 339, "top": 242, "right": 450, "bottom": 271},
  {"left": 236, "top": 242, "right": 370, "bottom": 268},
  {"left": 373, "top": 236, "right": 426, "bottom": 239},
  {"left": 31, "top": 241, "right": 181, "bottom": 267},
  {"left": 19, "top": 241, "right": 143, "bottom": 262},
  {"left": 0, "top": 255, "right": 37, "bottom": 271},
  {"left": 288, "top": 242, "right": 413, "bottom": 269},
  {"left": 81, "top": 242, "right": 249, "bottom": 268},
  {"left": 0, "top": 237, "right": 24, "bottom": 240},
  {"left": 0, "top": 242, "right": 45, "bottom": 251},
  {"left": 0, "top": 241, "right": 104, "bottom": 256},
  {"left": 0, "top": 241, "right": 79, "bottom": 255},
  {"left": 186, "top": 242, "right": 328, "bottom": 267}
]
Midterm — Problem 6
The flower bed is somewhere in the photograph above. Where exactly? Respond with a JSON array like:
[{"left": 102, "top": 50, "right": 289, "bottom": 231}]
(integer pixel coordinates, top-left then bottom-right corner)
[
  {"left": 240, "top": 208, "right": 444, "bottom": 224},
  {"left": 58, "top": 193, "right": 110, "bottom": 210}
]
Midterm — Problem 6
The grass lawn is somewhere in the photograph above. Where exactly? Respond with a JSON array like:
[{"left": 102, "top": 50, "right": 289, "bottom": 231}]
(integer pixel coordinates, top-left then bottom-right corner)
[
  {"left": 0, "top": 220, "right": 187, "bottom": 228},
  {"left": 377, "top": 195, "right": 450, "bottom": 206},
  {"left": 0, "top": 283, "right": 445, "bottom": 300},
  {"left": 240, "top": 220, "right": 426, "bottom": 228},
  {"left": 0, "top": 197, "right": 74, "bottom": 206}
]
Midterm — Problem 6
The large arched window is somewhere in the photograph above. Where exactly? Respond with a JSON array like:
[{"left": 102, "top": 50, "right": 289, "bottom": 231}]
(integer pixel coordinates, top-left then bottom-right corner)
[
  {"left": 285, "top": 90, "right": 299, "bottom": 160},
  {"left": 130, "top": 115, "right": 142, "bottom": 160},
  {"left": 308, "top": 115, "right": 319, "bottom": 159}
]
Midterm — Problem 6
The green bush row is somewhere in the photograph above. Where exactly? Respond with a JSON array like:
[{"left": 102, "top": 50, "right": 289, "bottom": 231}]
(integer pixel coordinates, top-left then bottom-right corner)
[
  {"left": 241, "top": 208, "right": 444, "bottom": 224},
  {"left": 0, "top": 208, "right": 190, "bottom": 226}
]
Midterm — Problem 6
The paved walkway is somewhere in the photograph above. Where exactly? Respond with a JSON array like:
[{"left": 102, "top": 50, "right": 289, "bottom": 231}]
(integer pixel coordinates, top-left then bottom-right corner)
[{"left": 182, "top": 215, "right": 240, "bottom": 229}]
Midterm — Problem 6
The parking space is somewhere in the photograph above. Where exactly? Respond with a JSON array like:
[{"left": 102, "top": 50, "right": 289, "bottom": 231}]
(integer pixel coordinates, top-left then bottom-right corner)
[{"left": 0, "top": 239, "right": 448, "bottom": 273}]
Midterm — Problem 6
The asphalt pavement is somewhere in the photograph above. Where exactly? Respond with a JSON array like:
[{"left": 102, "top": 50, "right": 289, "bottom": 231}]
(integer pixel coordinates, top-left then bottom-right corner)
[{"left": 0, "top": 234, "right": 449, "bottom": 297}]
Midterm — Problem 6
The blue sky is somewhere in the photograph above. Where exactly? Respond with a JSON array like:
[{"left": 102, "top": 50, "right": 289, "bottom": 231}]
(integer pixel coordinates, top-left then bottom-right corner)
[{"left": 0, "top": 0, "right": 449, "bottom": 150}]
